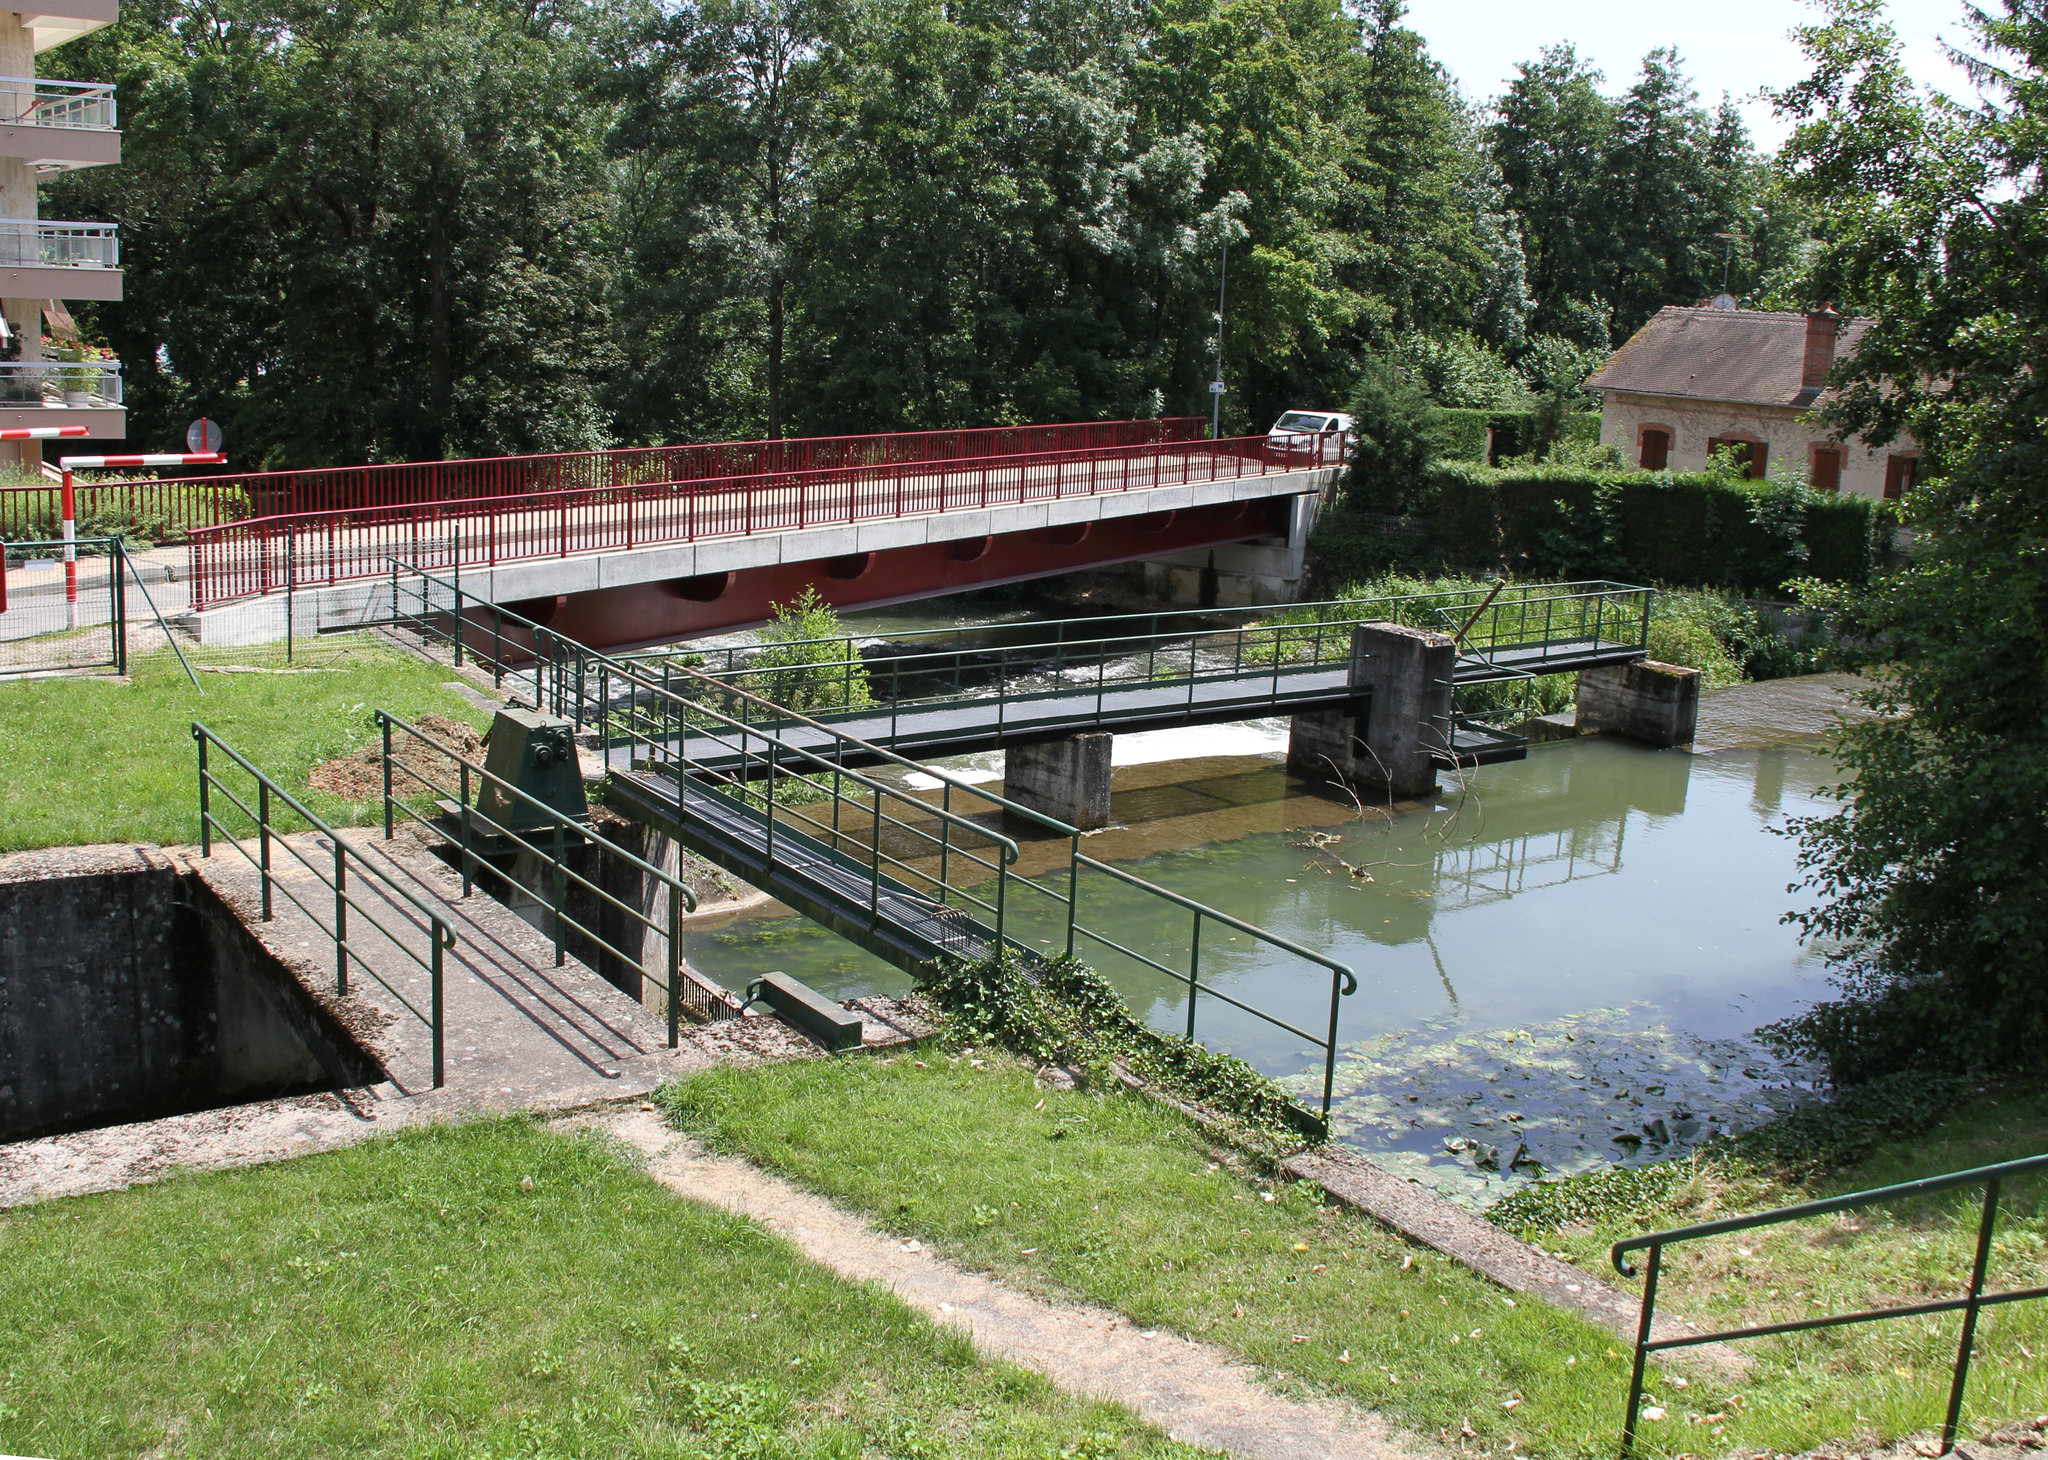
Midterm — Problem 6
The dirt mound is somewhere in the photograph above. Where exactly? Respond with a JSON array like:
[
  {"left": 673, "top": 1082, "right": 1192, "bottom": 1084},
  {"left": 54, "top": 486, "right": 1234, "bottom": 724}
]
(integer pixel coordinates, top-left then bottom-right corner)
[{"left": 308, "top": 714, "right": 487, "bottom": 802}]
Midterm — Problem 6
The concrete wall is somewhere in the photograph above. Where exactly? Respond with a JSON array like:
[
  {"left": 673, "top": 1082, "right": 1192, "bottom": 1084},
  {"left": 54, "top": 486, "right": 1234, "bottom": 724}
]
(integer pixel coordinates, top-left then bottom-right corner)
[
  {"left": 1142, "top": 491, "right": 1322, "bottom": 606},
  {"left": 1598, "top": 390, "right": 1919, "bottom": 499},
  {"left": 1286, "top": 623, "right": 1455, "bottom": 798},
  {"left": 1575, "top": 660, "right": 1701, "bottom": 748},
  {"left": 0, "top": 848, "right": 379, "bottom": 1142},
  {"left": 1004, "top": 732, "right": 1114, "bottom": 829}
]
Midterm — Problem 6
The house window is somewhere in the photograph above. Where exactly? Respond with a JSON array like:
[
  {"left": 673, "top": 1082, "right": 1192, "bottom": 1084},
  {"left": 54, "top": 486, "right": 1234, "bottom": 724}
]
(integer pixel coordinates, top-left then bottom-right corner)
[
  {"left": 1810, "top": 445, "right": 1843, "bottom": 492},
  {"left": 1638, "top": 427, "right": 1673, "bottom": 470},
  {"left": 1707, "top": 436, "right": 1768, "bottom": 480},
  {"left": 1884, "top": 454, "right": 1919, "bottom": 499}
]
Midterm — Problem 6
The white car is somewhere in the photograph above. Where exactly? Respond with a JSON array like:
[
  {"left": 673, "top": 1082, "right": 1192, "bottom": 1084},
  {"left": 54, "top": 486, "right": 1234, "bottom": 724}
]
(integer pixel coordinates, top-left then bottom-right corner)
[{"left": 1266, "top": 410, "right": 1353, "bottom": 464}]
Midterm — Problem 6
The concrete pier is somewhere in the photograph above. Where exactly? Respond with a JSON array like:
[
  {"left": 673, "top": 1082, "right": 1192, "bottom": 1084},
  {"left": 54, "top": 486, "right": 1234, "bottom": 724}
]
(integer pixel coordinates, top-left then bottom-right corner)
[
  {"left": 1576, "top": 660, "right": 1701, "bottom": 747},
  {"left": 1004, "top": 732, "right": 1114, "bottom": 830},
  {"left": 1287, "top": 623, "right": 1456, "bottom": 799}
]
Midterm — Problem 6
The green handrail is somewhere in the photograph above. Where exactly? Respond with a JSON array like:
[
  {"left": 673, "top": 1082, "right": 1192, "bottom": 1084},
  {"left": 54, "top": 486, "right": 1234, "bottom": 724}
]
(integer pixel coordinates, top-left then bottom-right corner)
[
  {"left": 1610, "top": 1150, "right": 2048, "bottom": 1457},
  {"left": 193, "top": 722, "right": 453, "bottom": 1087}
]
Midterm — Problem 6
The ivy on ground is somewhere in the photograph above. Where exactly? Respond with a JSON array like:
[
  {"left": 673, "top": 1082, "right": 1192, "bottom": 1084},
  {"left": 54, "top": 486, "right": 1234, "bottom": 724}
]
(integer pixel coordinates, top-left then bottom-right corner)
[{"left": 914, "top": 950, "right": 1308, "bottom": 1143}]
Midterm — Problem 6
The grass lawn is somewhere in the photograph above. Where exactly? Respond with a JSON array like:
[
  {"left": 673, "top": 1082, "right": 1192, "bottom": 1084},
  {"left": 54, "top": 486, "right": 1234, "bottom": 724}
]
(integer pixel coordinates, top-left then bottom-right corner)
[
  {"left": 0, "top": 1119, "right": 1197, "bottom": 1460},
  {"left": 660, "top": 1055, "right": 2048, "bottom": 1460},
  {"left": 0, "top": 636, "right": 490, "bottom": 851}
]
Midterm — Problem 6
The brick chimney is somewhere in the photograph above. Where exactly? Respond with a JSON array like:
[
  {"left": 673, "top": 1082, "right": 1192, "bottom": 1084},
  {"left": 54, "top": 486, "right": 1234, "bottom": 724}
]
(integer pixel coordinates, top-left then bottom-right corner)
[{"left": 1802, "top": 306, "right": 1841, "bottom": 391}]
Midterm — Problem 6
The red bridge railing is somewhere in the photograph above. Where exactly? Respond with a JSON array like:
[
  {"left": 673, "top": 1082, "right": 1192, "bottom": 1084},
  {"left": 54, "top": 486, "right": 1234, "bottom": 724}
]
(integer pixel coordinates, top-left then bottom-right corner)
[
  {"left": 186, "top": 434, "right": 1335, "bottom": 609},
  {"left": 2, "top": 417, "right": 1205, "bottom": 542}
]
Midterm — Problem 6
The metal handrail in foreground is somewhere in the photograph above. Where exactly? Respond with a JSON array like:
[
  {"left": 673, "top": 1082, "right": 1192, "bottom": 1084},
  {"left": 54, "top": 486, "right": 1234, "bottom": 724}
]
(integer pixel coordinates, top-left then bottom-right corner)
[
  {"left": 1071, "top": 855, "right": 1357, "bottom": 1131},
  {"left": 1610, "top": 1151, "right": 2048, "bottom": 1456},
  {"left": 193, "top": 724, "right": 453, "bottom": 1086},
  {"left": 372, "top": 710, "right": 734, "bottom": 1039}
]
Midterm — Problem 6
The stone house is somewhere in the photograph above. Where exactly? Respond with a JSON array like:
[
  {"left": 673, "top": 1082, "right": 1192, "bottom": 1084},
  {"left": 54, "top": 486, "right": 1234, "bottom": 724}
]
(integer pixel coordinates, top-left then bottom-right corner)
[{"left": 1585, "top": 301, "right": 1921, "bottom": 500}]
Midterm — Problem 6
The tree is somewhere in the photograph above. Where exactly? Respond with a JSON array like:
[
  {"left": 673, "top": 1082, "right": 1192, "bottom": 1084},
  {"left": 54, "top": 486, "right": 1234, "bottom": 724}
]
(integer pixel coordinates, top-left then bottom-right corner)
[
  {"left": 1772, "top": 0, "right": 2048, "bottom": 1079},
  {"left": 51, "top": 0, "right": 624, "bottom": 466},
  {"left": 1490, "top": 45, "right": 1615, "bottom": 344}
]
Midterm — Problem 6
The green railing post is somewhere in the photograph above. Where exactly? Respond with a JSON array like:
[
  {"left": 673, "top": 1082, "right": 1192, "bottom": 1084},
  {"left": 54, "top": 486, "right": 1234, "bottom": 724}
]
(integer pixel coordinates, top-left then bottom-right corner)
[
  {"left": 994, "top": 848, "right": 1007, "bottom": 952},
  {"left": 334, "top": 839, "right": 349, "bottom": 994},
  {"left": 766, "top": 741, "right": 778, "bottom": 864},
  {"left": 381, "top": 713, "right": 394, "bottom": 839},
  {"left": 1185, "top": 909, "right": 1201, "bottom": 1040},
  {"left": 493, "top": 602, "right": 504, "bottom": 688},
  {"left": 1942, "top": 1178, "right": 2003, "bottom": 1451},
  {"left": 459, "top": 762, "right": 474, "bottom": 898},
  {"left": 258, "top": 780, "right": 272, "bottom": 920},
  {"left": 111, "top": 538, "right": 127, "bottom": 674},
  {"left": 937, "top": 782, "right": 951, "bottom": 901},
  {"left": 1323, "top": 966, "right": 1345, "bottom": 1120},
  {"left": 869, "top": 793, "right": 883, "bottom": 919},
  {"left": 431, "top": 922, "right": 447, "bottom": 1088},
  {"left": 552, "top": 820, "right": 567, "bottom": 967},
  {"left": 1620, "top": 1244, "right": 1662, "bottom": 1456},
  {"left": 195, "top": 728, "right": 211, "bottom": 855},
  {"left": 666, "top": 888, "right": 682, "bottom": 1048},
  {"left": 1065, "top": 833, "right": 1079, "bottom": 958}
]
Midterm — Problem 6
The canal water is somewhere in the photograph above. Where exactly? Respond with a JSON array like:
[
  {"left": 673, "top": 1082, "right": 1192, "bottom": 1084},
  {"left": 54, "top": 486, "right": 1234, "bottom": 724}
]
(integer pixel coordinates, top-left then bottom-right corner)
[{"left": 679, "top": 599, "right": 1858, "bottom": 1204}]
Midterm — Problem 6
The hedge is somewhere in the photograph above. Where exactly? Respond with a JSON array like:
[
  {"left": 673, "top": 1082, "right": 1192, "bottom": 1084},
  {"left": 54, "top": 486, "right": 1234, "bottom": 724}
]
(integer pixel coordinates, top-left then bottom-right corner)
[
  {"left": 1420, "top": 409, "right": 1603, "bottom": 466},
  {"left": 1389, "top": 462, "right": 1890, "bottom": 591}
]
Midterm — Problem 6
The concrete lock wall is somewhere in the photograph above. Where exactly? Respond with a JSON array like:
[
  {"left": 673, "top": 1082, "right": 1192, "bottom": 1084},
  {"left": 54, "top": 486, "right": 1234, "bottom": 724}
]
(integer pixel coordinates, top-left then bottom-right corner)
[
  {"left": 1004, "top": 733, "right": 1115, "bottom": 830},
  {"left": 0, "top": 849, "right": 380, "bottom": 1143},
  {"left": 1575, "top": 660, "right": 1701, "bottom": 747},
  {"left": 1287, "top": 623, "right": 1456, "bottom": 799}
]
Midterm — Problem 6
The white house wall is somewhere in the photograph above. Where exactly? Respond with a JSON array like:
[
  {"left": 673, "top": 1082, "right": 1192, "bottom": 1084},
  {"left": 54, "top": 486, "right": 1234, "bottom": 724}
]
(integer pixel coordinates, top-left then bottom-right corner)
[{"left": 1598, "top": 391, "right": 1914, "bottom": 499}]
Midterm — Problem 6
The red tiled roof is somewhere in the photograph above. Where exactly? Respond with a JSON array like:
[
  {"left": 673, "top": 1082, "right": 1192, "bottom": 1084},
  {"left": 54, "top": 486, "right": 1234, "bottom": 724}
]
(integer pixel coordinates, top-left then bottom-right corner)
[{"left": 1584, "top": 305, "right": 1872, "bottom": 409}]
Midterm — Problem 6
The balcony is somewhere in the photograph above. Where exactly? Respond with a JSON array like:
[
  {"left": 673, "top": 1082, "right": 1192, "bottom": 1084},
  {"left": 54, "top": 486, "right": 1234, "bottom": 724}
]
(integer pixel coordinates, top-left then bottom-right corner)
[
  {"left": 0, "top": 357, "right": 124, "bottom": 438},
  {"left": 0, "top": 78, "right": 118, "bottom": 170},
  {"left": 0, "top": 219, "right": 120, "bottom": 300},
  {"left": 16, "top": 0, "right": 119, "bottom": 54}
]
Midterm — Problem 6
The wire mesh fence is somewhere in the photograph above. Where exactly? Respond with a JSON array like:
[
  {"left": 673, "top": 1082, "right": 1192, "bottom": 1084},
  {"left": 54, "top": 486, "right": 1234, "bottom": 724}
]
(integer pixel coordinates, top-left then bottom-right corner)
[{"left": 0, "top": 537, "right": 126, "bottom": 676}]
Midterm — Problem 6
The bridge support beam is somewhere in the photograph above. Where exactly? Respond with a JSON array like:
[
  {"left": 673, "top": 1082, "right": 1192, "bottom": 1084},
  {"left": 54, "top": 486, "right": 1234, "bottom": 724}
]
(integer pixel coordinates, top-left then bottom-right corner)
[
  {"left": 1574, "top": 660, "right": 1700, "bottom": 748},
  {"left": 1287, "top": 623, "right": 1455, "bottom": 799},
  {"left": 1004, "top": 732, "right": 1114, "bottom": 830}
]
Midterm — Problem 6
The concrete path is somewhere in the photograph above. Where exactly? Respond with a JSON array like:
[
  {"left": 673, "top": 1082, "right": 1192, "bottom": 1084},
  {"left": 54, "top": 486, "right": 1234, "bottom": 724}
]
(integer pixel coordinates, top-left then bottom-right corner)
[{"left": 598, "top": 1108, "right": 1426, "bottom": 1460}]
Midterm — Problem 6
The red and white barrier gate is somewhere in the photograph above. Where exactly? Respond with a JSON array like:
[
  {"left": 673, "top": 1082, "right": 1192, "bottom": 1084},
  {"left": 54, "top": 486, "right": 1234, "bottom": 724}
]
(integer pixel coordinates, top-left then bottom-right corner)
[{"left": 53, "top": 451, "right": 227, "bottom": 629}]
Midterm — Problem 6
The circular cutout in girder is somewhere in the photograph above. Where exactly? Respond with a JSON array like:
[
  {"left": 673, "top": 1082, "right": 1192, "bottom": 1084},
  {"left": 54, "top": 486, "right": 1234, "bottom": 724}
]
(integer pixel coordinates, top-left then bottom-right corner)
[
  {"left": 1043, "top": 522, "right": 1093, "bottom": 547},
  {"left": 665, "top": 571, "right": 736, "bottom": 602},
  {"left": 1135, "top": 510, "right": 1178, "bottom": 534},
  {"left": 948, "top": 535, "right": 994, "bottom": 563},
  {"left": 826, "top": 551, "right": 876, "bottom": 581}
]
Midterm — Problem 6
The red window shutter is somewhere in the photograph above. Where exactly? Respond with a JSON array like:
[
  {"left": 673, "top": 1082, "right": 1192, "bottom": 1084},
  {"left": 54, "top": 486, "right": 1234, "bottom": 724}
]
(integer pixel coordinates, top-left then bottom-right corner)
[
  {"left": 1748, "top": 442, "right": 1768, "bottom": 480},
  {"left": 1640, "top": 429, "right": 1671, "bottom": 470},
  {"left": 1811, "top": 448, "right": 1842, "bottom": 492},
  {"left": 1883, "top": 455, "right": 1916, "bottom": 499}
]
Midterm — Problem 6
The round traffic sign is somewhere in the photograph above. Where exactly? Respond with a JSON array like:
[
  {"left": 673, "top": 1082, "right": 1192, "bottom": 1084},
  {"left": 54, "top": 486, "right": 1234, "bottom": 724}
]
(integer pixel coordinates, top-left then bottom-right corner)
[{"left": 185, "top": 417, "right": 223, "bottom": 454}]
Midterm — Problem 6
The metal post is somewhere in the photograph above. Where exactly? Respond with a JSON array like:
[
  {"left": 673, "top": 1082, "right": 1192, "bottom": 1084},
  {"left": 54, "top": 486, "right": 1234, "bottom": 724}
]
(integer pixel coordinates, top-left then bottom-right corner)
[
  {"left": 258, "top": 781, "right": 273, "bottom": 920},
  {"left": 197, "top": 730, "right": 212, "bottom": 855},
  {"left": 452, "top": 523, "right": 463, "bottom": 666},
  {"left": 1621, "top": 1244, "right": 1662, "bottom": 1456},
  {"left": 493, "top": 603, "right": 504, "bottom": 688},
  {"left": 937, "top": 782, "right": 950, "bottom": 900},
  {"left": 459, "top": 762, "right": 474, "bottom": 897},
  {"left": 1323, "top": 967, "right": 1344, "bottom": 1119},
  {"left": 1065, "top": 834, "right": 1079, "bottom": 958},
  {"left": 381, "top": 714, "right": 394, "bottom": 838},
  {"left": 430, "top": 923, "right": 447, "bottom": 1088},
  {"left": 869, "top": 792, "right": 883, "bottom": 918},
  {"left": 60, "top": 468, "right": 76, "bottom": 630},
  {"left": 111, "top": 538, "right": 127, "bottom": 674},
  {"left": 285, "top": 520, "right": 295, "bottom": 663},
  {"left": 1942, "top": 1178, "right": 2003, "bottom": 1452},
  {"left": 1186, "top": 910, "right": 1201, "bottom": 1040},
  {"left": 666, "top": 890, "right": 682, "bottom": 1049},
  {"left": 334, "top": 840, "right": 349, "bottom": 994},
  {"left": 553, "top": 820, "right": 567, "bottom": 967},
  {"left": 766, "top": 741, "right": 778, "bottom": 863}
]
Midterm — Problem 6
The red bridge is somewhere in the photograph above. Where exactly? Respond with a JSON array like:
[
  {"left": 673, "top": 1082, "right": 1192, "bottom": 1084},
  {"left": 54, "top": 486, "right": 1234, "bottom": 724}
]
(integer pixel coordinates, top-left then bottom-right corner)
[{"left": 14, "top": 418, "right": 1344, "bottom": 650}]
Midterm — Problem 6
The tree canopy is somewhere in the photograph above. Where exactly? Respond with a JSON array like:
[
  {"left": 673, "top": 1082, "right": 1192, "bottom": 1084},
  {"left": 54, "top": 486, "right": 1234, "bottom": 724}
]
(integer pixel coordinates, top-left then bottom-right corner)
[{"left": 49, "top": 0, "right": 1802, "bottom": 464}]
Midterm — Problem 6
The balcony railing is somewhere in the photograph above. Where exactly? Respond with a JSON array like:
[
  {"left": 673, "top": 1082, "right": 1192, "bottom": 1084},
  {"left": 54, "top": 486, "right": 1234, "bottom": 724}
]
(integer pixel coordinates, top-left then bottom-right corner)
[
  {"left": 0, "top": 219, "right": 116, "bottom": 269},
  {"left": 0, "top": 77, "right": 116, "bottom": 131},
  {"left": 0, "top": 359, "right": 122, "bottom": 407}
]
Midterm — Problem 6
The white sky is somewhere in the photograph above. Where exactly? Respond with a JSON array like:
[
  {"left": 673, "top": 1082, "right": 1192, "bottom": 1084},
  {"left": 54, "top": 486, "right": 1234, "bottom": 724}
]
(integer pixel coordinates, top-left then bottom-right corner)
[{"left": 1405, "top": 0, "right": 1984, "bottom": 150}]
